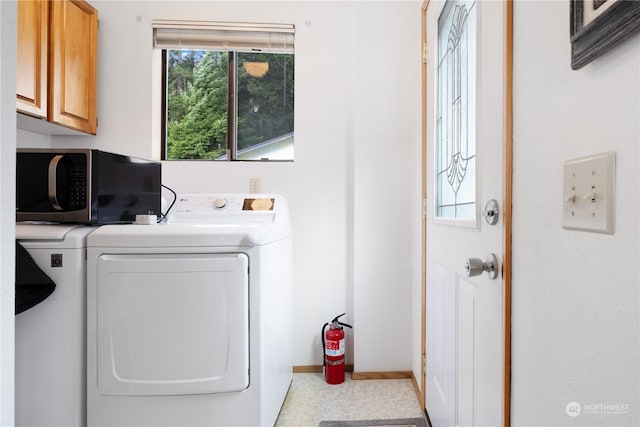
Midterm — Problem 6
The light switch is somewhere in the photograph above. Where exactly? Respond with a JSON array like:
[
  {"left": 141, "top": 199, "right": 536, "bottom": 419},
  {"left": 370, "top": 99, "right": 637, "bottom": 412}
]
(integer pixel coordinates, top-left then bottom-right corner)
[{"left": 562, "top": 151, "right": 615, "bottom": 234}]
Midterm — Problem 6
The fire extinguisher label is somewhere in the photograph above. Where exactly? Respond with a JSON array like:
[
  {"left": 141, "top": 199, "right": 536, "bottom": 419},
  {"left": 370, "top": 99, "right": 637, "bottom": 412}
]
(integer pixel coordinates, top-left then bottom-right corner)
[{"left": 325, "top": 339, "right": 345, "bottom": 356}]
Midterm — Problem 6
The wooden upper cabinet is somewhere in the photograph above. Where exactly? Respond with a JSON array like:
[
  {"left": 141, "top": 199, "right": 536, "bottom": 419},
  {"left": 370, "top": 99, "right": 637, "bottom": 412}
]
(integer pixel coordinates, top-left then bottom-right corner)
[
  {"left": 16, "top": 0, "right": 49, "bottom": 117},
  {"left": 17, "top": 0, "right": 98, "bottom": 135},
  {"left": 49, "top": 0, "right": 98, "bottom": 134}
]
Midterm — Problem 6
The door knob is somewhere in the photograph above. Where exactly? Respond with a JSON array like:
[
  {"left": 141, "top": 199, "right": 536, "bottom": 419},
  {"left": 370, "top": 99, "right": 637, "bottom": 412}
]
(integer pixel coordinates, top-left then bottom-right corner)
[{"left": 465, "top": 253, "right": 498, "bottom": 280}]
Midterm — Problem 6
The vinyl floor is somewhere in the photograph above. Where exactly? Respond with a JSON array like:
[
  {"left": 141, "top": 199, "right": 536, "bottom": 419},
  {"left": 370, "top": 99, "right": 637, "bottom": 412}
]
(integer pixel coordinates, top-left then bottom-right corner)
[{"left": 275, "top": 373, "right": 425, "bottom": 427}]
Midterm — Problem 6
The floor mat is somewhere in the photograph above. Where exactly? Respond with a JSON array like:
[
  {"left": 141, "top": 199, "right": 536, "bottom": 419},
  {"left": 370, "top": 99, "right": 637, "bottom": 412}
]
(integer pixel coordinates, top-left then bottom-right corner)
[{"left": 318, "top": 417, "right": 428, "bottom": 427}]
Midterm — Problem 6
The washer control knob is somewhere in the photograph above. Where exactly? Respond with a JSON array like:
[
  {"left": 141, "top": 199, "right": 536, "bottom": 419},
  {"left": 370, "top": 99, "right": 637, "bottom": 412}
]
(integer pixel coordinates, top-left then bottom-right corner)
[{"left": 212, "top": 198, "right": 228, "bottom": 210}]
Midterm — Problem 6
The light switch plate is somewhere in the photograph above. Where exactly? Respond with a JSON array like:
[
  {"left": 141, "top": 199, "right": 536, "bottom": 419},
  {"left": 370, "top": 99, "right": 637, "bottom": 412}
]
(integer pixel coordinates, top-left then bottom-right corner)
[
  {"left": 249, "top": 177, "right": 261, "bottom": 194},
  {"left": 562, "top": 151, "right": 615, "bottom": 234}
]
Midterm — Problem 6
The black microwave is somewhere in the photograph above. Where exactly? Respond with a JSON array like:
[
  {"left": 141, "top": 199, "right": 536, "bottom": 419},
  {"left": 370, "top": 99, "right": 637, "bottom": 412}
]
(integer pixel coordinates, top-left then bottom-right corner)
[{"left": 16, "top": 149, "right": 161, "bottom": 224}]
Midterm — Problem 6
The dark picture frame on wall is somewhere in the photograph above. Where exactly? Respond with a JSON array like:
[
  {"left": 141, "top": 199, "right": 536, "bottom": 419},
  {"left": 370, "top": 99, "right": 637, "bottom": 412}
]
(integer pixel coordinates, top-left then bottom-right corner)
[{"left": 570, "top": 0, "right": 640, "bottom": 70}]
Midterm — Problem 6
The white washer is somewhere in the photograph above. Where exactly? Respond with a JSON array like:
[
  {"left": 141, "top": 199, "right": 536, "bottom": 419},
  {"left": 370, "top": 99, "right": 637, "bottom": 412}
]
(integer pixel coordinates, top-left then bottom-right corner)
[
  {"left": 86, "top": 194, "right": 292, "bottom": 426},
  {"left": 16, "top": 224, "right": 97, "bottom": 427}
]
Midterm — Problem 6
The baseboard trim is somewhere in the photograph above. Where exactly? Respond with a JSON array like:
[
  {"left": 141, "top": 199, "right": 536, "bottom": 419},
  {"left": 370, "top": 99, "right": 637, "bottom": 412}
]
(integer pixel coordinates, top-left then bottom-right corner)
[
  {"left": 351, "top": 371, "right": 413, "bottom": 380},
  {"left": 292, "top": 366, "right": 412, "bottom": 380},
  {"left": 411, "top": 372, "right": 422, "bottom": 404},
  {"left": 292, "top": 365, "right": 354, "bottom": 373},
  {"left": 292, "top": 365, "right": 322, "bottom": 373}
]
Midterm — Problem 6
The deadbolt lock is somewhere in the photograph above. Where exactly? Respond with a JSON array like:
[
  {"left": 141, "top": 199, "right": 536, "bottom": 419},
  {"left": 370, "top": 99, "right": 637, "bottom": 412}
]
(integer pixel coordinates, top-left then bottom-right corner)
[{"left": 482, "top": 199, "right": 499, "bottom": 225}]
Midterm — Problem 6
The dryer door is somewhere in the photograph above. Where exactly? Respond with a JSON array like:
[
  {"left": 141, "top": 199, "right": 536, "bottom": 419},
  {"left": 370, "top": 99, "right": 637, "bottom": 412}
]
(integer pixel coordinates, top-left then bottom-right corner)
[{"left": 96, "top": 253, "right": 249, "bottom": 395}]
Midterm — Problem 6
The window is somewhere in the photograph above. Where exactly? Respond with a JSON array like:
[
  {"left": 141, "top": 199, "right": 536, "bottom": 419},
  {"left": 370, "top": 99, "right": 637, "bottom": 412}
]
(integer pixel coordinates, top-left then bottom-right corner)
[
  {"left": 154, "top": 21, "right": 295, "bottom": 161},
  {"left": 435, "top": 0, "right": 476, "bottom": 221}
]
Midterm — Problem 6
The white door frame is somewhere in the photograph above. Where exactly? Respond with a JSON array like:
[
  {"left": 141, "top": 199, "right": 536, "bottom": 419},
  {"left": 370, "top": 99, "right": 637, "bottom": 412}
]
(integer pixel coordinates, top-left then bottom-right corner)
[{"left": 419, "top": 1, "right": 513, "bottom": 425}]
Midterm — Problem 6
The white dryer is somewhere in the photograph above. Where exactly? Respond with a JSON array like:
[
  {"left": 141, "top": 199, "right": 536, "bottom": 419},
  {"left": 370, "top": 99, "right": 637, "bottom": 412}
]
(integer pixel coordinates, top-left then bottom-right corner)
[
  {"left": 16, "top": 224, "right": 96, "bottom": 427},
  {"left": 86, "top": 194, "right": 292, "bottom": 426}
]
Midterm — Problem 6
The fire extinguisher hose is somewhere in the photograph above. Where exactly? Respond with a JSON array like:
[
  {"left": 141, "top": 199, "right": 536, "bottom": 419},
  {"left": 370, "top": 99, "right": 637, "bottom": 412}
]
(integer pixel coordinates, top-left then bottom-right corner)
[{"left": 321, "top": 322, "right": 330, "bottom": 371}]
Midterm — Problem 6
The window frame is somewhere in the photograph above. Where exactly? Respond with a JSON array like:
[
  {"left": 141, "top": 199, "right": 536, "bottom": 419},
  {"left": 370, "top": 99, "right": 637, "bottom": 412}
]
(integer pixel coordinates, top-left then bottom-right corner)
[
  {"left": 155, "top": 20, "right": 295, "bottom": 162},
  {"left": 160, "top": 49, "right": 295, "bottom": 162}
]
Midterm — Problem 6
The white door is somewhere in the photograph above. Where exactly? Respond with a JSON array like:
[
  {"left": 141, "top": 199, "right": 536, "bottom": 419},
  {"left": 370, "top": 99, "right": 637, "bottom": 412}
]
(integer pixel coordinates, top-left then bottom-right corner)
[{"left": 424, "top": 0, "right": 510, "bottom": 426}]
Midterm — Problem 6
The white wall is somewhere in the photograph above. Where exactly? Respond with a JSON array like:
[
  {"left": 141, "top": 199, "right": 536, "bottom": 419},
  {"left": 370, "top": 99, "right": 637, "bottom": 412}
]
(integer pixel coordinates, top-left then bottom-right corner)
[
  {"left": 17, "top": 1, "right": 422, "bottom": 371},
  {"left": 512, "top": 1, "right": 639, "bottom": 425},
  {"left": 351, "top": 1, "right": 421, "bottom": 372},
  {"left": 0, "top": 1, "right": 16, "bottom": 424},
  {"left": 17, "top": 128, "right": 51, "bottom": 148}
]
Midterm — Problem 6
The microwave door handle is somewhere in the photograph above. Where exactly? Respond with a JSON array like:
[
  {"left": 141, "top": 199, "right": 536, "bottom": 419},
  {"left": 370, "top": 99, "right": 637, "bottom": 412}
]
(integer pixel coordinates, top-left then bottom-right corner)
[{"left": 48, "top": 155, "right": 64, "bottom": 211}]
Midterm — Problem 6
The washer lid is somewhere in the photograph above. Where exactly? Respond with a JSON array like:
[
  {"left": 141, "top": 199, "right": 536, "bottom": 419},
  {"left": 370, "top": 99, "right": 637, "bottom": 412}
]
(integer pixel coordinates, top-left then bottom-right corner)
[
  {"left": 16, "top": 223, "right": 97, "bottom": 249},
  {"left": 16, "top": 223, "right": 83, "bottom": 240},
  {"left": 87, "top": 223, "right": 289, "bottom": 248}
]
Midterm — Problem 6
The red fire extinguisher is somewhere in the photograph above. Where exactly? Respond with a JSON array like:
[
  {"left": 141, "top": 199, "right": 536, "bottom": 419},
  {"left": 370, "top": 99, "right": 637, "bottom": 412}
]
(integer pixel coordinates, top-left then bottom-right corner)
[{"left": 322, "top": 313, "right": 353, "bottom": 385}]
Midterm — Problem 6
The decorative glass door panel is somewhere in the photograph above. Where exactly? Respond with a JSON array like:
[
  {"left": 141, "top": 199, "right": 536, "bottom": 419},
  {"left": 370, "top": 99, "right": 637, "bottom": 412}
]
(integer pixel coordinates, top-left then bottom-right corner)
[{"left": 435, "top": 0, "right": 476, "bottom": 222}]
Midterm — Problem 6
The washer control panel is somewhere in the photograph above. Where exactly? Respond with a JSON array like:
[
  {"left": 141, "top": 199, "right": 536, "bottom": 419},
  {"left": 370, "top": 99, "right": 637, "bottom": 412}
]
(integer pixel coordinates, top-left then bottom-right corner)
[
  {"left": 212, "top": 198, "right": 228, "bottom": 210},
  {"left": 168, "top": 194, "right": 276, "bottom": 223}
]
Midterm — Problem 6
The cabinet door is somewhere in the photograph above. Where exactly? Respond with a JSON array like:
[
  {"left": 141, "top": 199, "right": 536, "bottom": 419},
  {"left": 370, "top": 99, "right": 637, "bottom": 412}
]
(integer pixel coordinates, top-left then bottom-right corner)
[
  {"left": 49, "top": 0, "right": 98, "bottom": 135},
  {"left": 16, "top": 0, "right": 48, "bottom": 117}
]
